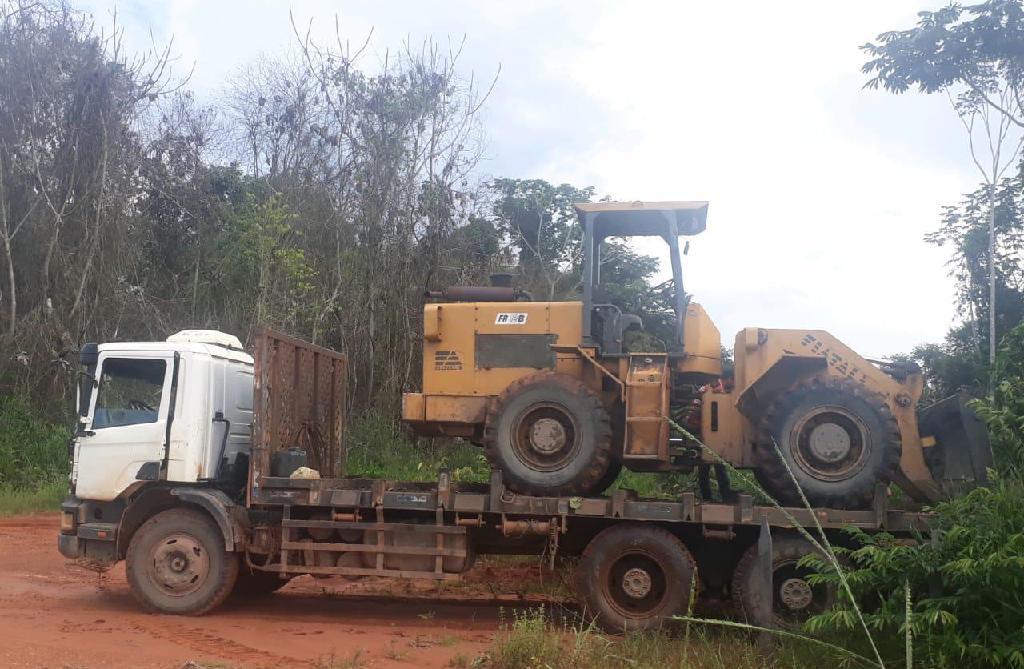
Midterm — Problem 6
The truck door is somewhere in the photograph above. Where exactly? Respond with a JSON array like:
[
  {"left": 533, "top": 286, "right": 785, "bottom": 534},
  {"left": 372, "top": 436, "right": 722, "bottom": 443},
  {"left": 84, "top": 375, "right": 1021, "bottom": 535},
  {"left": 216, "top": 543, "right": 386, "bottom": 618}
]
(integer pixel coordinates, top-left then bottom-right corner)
[{"left": 74, "top": 353, "right": 175, "bottom": 501}]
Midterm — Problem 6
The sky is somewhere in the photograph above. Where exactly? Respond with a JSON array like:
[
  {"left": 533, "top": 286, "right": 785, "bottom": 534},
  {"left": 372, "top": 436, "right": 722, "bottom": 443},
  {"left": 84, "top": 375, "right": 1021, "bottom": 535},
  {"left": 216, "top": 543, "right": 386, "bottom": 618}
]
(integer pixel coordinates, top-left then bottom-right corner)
[{"left": 80, "top": 0, "right": 982, "bottom": 357}]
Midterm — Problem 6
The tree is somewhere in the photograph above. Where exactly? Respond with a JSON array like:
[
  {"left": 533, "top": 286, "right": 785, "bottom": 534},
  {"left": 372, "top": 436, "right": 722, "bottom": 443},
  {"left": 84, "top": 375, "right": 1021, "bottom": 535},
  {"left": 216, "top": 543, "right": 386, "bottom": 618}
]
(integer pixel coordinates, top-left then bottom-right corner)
[
  {"left": 489, "top": 178, "right": 594, "bottom": 300},
  {"left": 485, "top": 178, "right": 678, "bottom": 350},
  {"left": 0, "top": 0, "right": 181, "bottom": 399},
  {"left": 864, "top": 1, "right": 1024, "bottom": 370}
]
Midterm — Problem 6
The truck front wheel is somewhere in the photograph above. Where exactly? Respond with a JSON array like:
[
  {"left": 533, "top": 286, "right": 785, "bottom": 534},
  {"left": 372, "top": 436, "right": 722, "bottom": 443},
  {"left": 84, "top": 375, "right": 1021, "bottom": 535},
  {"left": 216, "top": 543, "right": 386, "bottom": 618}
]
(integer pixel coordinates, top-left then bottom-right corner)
[{"left": 126, "top": 508, "right": 238, "bottom": 615}]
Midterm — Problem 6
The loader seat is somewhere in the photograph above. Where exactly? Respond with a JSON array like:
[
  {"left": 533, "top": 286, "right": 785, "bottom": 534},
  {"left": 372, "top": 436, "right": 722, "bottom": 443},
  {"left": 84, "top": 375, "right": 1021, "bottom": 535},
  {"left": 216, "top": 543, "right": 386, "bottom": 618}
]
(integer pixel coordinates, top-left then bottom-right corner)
[{"left": 592, "top": 304, "right": 642, "bottom": 356}]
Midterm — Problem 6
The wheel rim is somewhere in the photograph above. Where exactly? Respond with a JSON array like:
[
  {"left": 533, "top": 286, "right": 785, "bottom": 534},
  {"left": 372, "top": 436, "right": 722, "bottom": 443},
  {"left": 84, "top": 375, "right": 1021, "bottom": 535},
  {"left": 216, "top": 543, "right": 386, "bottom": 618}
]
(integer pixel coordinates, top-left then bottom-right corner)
[
  {"left": 510, "top": 402, "right": 581, "bottom": 472},
  {"left": 603, "top": 551, "right": 669, "bottom": 620},
  {"left": 790, "top": 406, "right": 868, "bottom": 481},
  {"left": 148, "top": 532, "right": 211, "bottom": 598},
  {"left": 772, "top": 558, "right": 831, "bottom": 623}
]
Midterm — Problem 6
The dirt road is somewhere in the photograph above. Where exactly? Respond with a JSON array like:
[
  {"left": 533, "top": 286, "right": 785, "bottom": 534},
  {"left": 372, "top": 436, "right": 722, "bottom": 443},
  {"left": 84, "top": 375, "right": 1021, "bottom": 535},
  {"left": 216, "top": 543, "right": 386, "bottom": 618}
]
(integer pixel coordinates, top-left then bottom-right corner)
[{"left": 0, "top": 514, "right": 561, "bottom": 669}]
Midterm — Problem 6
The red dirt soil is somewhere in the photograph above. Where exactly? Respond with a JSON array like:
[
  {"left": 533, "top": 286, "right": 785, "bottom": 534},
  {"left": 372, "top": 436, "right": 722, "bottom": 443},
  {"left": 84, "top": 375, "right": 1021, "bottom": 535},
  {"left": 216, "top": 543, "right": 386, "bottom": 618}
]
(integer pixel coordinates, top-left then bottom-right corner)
[{"left": 0, "top": 514, "right": 564, "bottom": 669}]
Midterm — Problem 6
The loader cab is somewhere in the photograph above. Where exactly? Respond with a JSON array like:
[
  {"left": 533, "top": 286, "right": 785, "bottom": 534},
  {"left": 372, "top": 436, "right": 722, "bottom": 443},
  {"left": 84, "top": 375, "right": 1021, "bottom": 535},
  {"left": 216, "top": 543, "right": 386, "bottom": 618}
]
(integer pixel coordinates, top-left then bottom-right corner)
[{"left": 575, "top": 201, "right": 709, "bottom": 357}]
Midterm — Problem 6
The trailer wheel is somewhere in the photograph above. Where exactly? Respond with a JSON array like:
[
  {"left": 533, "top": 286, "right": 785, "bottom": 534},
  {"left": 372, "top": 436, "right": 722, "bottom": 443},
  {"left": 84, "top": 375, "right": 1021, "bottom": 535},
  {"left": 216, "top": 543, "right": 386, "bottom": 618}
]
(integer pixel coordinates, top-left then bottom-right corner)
[
  {"left": 732, "top": 535, "right": 836, "bottom": 629},
  {"left": 126, "top": 508, "right": 238, "bottom": 615},
  {"left": 754, "top": 377, "right": 901, "bottom": 508},
  {"left": 484, "top": 372, "right": 612, "bottom": 496},
  {"left": 575, "top": 524, "right": 696, "bottom": 632}
]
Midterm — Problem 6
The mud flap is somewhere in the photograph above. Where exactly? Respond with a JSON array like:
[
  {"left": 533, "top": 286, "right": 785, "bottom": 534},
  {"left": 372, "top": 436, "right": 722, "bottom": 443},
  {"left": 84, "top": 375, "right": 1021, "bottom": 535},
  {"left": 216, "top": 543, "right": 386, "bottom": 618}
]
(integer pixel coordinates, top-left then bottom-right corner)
[
  {"left": 753, "top": 516, "right": 773, "bottom": 646},
  {"left": 918, "top": 391, "right": 993, "bottom": 496}
]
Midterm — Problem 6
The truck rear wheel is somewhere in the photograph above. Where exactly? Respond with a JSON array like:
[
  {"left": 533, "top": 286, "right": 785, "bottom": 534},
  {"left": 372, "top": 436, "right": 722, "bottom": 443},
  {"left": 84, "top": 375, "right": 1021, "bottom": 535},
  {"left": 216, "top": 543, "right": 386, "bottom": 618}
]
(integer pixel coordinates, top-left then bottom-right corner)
[
  {"left": 575, "top": 524, "right": 696, "bottom": 632},
  {"left": 484, "top": 373, "right": 612, "bottom": 496},
  {"left": 754, "top": 377, "right": 901, "bottom": 508},
  {"left": 732, "top": 534, "right": 836, "bottom": 629},
  {"left": 126, "top": 508, "right": 238, "bottom": 615}
]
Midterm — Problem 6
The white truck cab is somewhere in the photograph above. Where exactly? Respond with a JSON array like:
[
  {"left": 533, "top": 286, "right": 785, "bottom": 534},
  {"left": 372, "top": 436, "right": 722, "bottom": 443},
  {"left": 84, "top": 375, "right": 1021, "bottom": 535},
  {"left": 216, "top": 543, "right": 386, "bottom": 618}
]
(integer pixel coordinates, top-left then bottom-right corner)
[{"left": 71, "top": 330, "right": 254, "bottom": 502}]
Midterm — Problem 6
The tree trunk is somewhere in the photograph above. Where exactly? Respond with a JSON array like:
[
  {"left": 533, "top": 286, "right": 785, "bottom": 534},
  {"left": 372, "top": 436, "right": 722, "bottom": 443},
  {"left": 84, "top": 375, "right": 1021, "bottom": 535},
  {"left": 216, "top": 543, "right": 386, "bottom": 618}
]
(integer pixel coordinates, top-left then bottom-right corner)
[
  {"left": 988, "top": 182, "right": 997, "bottom": 369},
  {"left": 0, "top": 163, "right": 15, "bottom": 335},
  {"left": 1, "top": 231, "right": 14, "bottom": 336}
]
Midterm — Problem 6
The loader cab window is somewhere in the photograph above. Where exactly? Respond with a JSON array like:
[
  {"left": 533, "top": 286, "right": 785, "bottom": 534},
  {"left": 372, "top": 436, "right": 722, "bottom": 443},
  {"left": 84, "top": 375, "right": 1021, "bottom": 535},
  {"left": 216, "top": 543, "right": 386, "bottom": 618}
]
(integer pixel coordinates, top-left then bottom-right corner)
[{"left": 92, "top": 358, "right": 166, "bottom": 429}]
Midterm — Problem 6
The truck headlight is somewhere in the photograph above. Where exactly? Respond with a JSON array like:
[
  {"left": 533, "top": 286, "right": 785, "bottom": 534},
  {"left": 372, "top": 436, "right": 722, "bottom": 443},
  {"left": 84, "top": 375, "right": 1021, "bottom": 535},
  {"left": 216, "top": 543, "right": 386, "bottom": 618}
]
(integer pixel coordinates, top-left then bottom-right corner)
[{"left": 60, "top": 511, "right": 76, "bottom": 533}]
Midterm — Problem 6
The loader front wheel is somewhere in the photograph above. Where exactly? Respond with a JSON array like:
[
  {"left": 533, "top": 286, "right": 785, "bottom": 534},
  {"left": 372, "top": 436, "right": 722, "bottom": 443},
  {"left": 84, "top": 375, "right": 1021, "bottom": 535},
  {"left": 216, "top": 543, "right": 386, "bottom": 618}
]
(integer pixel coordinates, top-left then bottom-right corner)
[
  {"left": 484, "top": 373, "right": 612, "bottom": 496},
  {"left": 754, "top": 377, "right": 901, "bottom": 509}
]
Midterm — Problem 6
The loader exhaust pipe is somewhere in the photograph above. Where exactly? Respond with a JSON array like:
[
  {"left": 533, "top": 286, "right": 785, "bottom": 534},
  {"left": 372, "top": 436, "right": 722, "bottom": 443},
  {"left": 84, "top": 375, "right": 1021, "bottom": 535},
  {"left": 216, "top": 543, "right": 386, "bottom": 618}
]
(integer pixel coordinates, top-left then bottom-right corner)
[{"left": 425, "top": 285, "right": 532, "bottom": 302}]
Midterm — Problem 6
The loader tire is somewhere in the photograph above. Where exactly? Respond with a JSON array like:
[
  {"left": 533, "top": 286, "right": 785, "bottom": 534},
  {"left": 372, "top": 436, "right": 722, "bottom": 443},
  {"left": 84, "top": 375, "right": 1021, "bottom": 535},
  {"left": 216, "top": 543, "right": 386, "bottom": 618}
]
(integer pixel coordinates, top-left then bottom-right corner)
[
  {"left": 126, "top": 508, "right": 238, "bottom": 615},
  {"left": 754, "top": 377, "right": 901, "bottom": 509},
  {"left": 484, "top": 372, "right": 613, "bottom": 496}
]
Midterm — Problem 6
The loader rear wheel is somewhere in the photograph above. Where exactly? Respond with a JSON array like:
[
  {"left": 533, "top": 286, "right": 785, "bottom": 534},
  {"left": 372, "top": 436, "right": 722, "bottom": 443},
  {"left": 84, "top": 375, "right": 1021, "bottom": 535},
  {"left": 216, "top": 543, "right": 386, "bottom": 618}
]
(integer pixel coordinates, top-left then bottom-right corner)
[
  {"left": 732, "top": 535, "right": 836, "bottom": 629},
  {"left": 754, "top": 377, "right": 901, "bottom": 508},
  {"left": 126, "top": 508, "right": 238, "bottom": 615},
  {"left": 484, "top": 372, "right": 612, "bottom": 496},
  {"left": 575, "top": 524, "right": 696, "bottom": 632}
]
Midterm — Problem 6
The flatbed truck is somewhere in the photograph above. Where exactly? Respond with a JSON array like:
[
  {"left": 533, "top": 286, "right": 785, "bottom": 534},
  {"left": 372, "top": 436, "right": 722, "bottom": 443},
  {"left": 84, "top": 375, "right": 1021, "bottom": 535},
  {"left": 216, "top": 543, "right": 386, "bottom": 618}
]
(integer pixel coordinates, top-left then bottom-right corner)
[{"left": 58, "top": 329, "right": 935, "bottom": 631}]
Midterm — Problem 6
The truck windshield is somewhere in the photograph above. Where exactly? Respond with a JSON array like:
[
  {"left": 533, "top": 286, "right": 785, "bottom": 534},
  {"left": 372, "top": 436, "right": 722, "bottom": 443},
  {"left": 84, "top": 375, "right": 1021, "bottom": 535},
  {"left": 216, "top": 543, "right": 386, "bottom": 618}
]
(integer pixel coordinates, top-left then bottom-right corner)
[{"left": 92, "top": 358, "right": 166, "bottom": 429}]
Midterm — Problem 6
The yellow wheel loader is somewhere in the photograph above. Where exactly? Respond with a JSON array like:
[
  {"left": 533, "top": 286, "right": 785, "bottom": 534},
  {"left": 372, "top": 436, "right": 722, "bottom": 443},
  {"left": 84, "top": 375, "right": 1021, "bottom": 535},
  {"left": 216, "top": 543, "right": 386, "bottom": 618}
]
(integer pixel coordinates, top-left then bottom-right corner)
[{"left": 402, "top": 201, "right": 992, "bottom": 508}]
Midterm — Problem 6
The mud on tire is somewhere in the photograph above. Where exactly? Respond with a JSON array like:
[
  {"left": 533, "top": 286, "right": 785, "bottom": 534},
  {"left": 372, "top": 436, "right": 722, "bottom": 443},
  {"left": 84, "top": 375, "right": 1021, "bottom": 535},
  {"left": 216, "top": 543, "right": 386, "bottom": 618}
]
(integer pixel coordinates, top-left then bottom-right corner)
[
  {"left": 753, "top": 376, "right": 901, "bottom": 509},
  {"left": 483, "top": 372, "right": 613, "bottom": 497},
  {"left": 126, "top": 508, "right": 238, "bottom": 615}
]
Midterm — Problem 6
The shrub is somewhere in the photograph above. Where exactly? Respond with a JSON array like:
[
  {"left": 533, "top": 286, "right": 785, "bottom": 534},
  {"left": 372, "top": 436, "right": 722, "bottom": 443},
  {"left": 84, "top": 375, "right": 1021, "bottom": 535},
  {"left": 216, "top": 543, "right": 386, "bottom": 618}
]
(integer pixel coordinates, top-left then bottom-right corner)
[
  {"left": 0, "top": 395, "right": 69, "bottom": 488},
  {"left": 344, "top": 412, "right": 489, "bottom": 482},
  {"left": 808, "top": 480, "right": 1024, "bottom": 668}
]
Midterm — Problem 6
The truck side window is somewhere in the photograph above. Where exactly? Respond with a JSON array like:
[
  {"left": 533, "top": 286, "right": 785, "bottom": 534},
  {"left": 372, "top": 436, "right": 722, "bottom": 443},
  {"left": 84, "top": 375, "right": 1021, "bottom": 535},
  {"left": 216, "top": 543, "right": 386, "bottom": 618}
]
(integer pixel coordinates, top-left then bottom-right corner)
[{"left": 92, "top": 358, "right": 167, "bottom": 429}]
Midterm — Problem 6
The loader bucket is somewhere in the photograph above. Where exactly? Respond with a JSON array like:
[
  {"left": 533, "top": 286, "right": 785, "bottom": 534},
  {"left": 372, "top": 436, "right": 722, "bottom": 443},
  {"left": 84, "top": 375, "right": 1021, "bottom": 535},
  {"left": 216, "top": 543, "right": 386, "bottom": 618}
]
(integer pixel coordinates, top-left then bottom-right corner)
[{"left": 918, "top": 390, "right": 993, "bottom": 497}]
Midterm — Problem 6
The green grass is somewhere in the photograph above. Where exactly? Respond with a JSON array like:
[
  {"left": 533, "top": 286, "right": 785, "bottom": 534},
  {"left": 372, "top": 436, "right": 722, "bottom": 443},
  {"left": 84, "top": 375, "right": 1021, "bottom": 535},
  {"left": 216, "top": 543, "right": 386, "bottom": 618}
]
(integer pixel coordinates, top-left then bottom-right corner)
[
  {"left": 0, "top": 479, "right": 66, "bottom": 515},
  {"left": 345, "top": 412, "right": 490, "bottom": 482},
  {"left": 0, "top": 395, "right": 69, "bottom": 515},
  {"left": 0, "top": 395, "right": 69, "bottom": 488},
  {"left": 485, "top": 607, "right": 820, "bottom": 669}
]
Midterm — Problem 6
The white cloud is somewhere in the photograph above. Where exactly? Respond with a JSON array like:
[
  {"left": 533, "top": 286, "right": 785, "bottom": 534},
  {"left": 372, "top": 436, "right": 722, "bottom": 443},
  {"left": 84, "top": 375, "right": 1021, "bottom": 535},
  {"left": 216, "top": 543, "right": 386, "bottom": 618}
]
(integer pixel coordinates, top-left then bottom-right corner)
[{"left": 81, "top": 0, "right": 981, "bottom": 356}]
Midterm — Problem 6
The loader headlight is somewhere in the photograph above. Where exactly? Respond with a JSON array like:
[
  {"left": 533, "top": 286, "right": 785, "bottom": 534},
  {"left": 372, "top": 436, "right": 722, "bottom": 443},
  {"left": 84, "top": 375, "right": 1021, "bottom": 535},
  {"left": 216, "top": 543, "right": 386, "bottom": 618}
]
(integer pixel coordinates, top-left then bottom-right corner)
[{"left": 60, "top": 511, "right": 76, "bottom": 533}]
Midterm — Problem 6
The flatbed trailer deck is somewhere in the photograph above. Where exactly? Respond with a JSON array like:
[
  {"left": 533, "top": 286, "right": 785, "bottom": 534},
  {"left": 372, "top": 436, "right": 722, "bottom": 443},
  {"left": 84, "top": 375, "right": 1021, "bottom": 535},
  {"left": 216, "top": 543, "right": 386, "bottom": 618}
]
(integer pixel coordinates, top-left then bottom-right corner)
[{"left": 240, "top": 470, "right": 929, "bottom": 631}]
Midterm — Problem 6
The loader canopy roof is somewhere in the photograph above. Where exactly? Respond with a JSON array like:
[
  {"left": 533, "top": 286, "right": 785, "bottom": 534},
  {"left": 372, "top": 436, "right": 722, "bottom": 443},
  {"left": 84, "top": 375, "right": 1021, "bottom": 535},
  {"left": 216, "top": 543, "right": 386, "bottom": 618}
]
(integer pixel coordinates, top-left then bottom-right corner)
[
  {"left": 574, "top": 201, "right": 708, "bottom": 239},
  {"left": 575, "top": 200, "right": 709, "bottom": 354}
]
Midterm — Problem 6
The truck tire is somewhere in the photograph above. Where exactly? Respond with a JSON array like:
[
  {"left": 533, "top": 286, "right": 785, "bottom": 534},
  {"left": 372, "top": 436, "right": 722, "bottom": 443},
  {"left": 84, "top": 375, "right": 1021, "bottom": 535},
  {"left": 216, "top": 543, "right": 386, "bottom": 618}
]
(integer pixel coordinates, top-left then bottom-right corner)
[
  {"left": 732, "top": 534, "right": 836, "bottom": 629},
  {"left": 126, "top": 508, "right": 238, "bottom": 615},
  {"left": 484, "top": 372, "right": 612, "bottom": 496},
  {"left": 575, "top": 524, "right": 696, "bottom": 632},
  {"left": 754, "top": 377, "right": 901, "bottom": 508}
]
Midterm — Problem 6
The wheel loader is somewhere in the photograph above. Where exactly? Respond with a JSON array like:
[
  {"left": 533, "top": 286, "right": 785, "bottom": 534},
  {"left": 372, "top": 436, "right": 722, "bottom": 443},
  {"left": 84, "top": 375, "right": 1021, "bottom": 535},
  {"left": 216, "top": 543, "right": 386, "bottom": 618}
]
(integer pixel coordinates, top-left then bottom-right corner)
[{"left": 402, "top": 201, "right": 992, "bottom": 508}]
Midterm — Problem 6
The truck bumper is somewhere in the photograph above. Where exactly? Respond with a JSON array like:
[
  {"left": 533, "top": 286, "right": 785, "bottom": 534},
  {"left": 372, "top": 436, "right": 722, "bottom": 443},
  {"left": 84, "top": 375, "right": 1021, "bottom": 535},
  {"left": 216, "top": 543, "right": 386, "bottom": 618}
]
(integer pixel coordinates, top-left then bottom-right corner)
[
  {"left": 58, "top": 533, "right": 82, "bottom": 559},
  {"left": 58, "top": 496, "right": 119, "bottom": 565}
]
